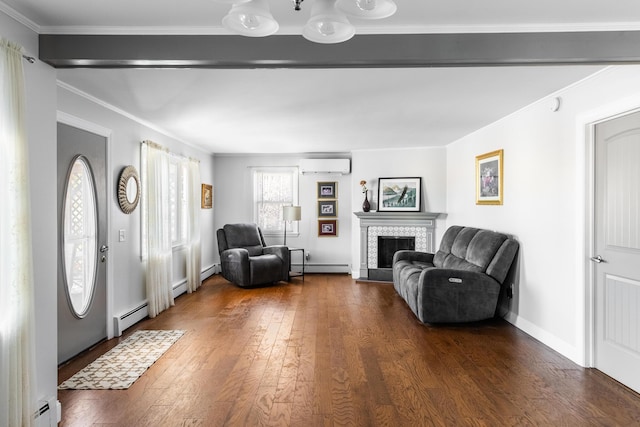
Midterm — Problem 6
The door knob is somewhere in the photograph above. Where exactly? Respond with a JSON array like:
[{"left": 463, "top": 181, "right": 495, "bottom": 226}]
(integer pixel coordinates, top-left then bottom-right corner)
[
  {"left": 100, "top": 245, "right": 109, "bottom": 253},
  {"left": 590, "top": 255, "right": 606, "bottom": 263}
]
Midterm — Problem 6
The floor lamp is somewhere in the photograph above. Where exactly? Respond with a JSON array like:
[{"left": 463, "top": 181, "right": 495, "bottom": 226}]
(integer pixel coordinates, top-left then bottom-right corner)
[{"left": 283, "top": 205, "right": 301, "bottom": 246}]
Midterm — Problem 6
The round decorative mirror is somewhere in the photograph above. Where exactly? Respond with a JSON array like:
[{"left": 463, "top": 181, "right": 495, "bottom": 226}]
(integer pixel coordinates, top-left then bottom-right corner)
[{"left": 118, "top": 165, "right": 140, "bottom": 214}]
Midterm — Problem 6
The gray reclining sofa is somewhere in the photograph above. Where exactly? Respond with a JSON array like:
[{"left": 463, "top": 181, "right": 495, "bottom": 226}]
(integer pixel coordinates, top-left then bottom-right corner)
[{"left": 392, "top": 225, "right": 519, "bottom": 323}]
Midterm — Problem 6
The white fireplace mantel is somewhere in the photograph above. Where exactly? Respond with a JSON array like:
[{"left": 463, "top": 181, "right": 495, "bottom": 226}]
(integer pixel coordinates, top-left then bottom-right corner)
[{"left": 354, "top": 211, "right": 442, "bottom": 281}]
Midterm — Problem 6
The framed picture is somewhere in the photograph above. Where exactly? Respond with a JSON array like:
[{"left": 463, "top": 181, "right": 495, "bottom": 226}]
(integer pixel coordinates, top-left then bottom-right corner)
[
  {"left": 476, "top": 149, "right": 503, "bottom": 205},
  {"left": 201, "top": 183, "right": 212, "bottom": 209},
  {"left": 318, "top": 200, "right": 337, "bottom": 217},
  {"left": 318, "top": 219, "right": 338, "bottom": 237},
  {"left": 317, "top": 181, "right": 337, "bottom": 199},
  {"left": 377, "top": 177, "right": 421, "bottom": 212}
]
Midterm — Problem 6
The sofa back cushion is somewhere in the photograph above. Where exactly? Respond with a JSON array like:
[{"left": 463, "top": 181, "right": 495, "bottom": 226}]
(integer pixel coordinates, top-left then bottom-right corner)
[
  {"left": 222, "top": 223, "right": 265, "bottom": 257},
  {"left": 434, "top": 226, "right": 518, "bottom": 284}
]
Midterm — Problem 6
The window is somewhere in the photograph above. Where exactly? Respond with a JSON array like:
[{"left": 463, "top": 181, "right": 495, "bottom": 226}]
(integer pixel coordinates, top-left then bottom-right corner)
[
  {"left": 141, "top": 143, "right": 191, "bottom": 260},
  {"left": 169, "top": 159, "right": 188, "bottom": 247},
  {"left": 252, "top": 167, "right": 299, "bottom": 235}
]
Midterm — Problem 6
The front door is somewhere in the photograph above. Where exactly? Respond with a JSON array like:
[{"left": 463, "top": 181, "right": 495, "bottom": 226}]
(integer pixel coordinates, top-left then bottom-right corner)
[
  {"left": 57, "top": 122, "right": 108, "bottom": 364},
  {"left": 593, "top": 110, "right": 640, "bottom": 393}
]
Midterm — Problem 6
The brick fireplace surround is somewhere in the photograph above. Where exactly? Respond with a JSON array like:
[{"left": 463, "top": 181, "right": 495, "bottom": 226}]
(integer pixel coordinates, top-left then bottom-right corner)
[{"left": 354, "top": 212, "right": 440, "bottom": 282}]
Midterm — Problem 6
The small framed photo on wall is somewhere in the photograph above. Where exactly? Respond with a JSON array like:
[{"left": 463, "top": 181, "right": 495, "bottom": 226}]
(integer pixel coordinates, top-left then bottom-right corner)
[
  {"left": 476, "top": 149, "right": 503, "bottom": 205},
  {"left": 201, "top": 184, "right": 213, "bottom": 209},
  {"left": 318, "top": 200, "right": 337, "bottom": 217},
  {"left": 318, "top": 219, "right": 338, "bottom": 237},
  {"left": 317, "top": 181, "right": 337, "bottom": 199}
]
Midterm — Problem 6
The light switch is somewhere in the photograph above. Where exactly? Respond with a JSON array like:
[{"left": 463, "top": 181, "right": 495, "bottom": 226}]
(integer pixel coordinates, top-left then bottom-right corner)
[{"left": 119, "top": 229, "right": 126, "bottom": 242}]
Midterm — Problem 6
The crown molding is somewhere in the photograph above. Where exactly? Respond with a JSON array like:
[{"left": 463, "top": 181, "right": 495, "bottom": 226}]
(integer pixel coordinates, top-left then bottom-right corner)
[
  {"left": 38, "top": 21, "right": 640, "bottom": 36},
  {"left": 0, "top": 0, "right": 40, "bottom": 33},
  {"left": 40, "top": 25, "right": 228, "bottom": 36}
]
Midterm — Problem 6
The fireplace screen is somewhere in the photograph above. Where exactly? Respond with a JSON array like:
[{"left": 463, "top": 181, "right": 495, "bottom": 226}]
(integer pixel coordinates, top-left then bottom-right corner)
[{"left": 377, "top": 236, "right": 415, "bottom": 268}]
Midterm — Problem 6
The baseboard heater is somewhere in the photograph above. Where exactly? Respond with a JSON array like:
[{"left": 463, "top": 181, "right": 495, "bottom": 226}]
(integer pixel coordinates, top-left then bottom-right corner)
[
  {"left": 302, "top": 263, "right": 350, "bottom": 274},
  {"left": 34, "top": 398, "right": 60, "bottom": 427},
  {"left": 114, "top": 265, "right": 217, "bottom": 336},
  {"left": 114, "top": 302, "right": 148, "bottom": 336},
  {"left": 113, "top": 283, "right": 184, "bottom": 335}
]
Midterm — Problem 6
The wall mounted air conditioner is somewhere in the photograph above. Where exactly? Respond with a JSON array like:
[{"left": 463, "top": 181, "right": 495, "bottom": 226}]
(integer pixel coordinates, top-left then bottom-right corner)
[{"left": 299, "top": 158, "right": 351, "bottom": 175}]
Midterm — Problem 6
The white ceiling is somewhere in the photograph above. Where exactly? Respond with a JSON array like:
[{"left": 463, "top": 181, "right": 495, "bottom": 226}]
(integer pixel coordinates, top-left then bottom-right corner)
[
  {"left": 6, "top": 0, "right": 640, "bottom": 34},
  {"left": 57, "top": 66, "right": 602, "bottom": 153},
  {"left": 4, "top": 0, "right": 640, "bottom": 154}
]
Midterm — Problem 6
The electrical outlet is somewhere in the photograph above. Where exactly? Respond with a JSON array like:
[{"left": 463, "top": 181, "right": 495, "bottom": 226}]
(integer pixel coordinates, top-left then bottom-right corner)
[
  {"left": 305, "top": 252, "right": 310, "bottom": 261},
  {"left": 507, "top": 283, "right": 514, "bottom": 298},
  {"left": 119, "top": 229, "right": 126, "bottom": 242}
]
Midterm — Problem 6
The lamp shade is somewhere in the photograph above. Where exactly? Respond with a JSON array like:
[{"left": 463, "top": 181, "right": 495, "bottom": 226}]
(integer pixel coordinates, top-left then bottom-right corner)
[
  {"left": 303, "top": 0, "right": 355, "bottom": 44},
  {"left": 336, "top": 0, "right": 397, "bottom": 20},
  {"left": 222, "top": 0, "right": 279, "bottom": 37},
  {"left": 283, "top": 205, "right": 302, "bottom": 222}
]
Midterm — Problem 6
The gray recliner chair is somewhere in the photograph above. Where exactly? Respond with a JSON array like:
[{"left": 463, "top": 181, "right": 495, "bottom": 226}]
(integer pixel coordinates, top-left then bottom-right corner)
[
  {"left": 392, "top": 225, "right": 519, "bottom": 323},
  {"left": 217, "top": 223, "right": 290, "bottom": 288}
]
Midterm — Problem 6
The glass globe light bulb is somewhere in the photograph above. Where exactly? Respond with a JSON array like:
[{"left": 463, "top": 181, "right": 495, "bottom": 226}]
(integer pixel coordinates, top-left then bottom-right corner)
[
  {"left": 356, "top": 0, "right": 376, "bottom": 11},
  {"left": 239, "top": 14, "right": 259, "bottom": 30},
  {"left": 318, "top": 22, "right": 336, "bottom": 36}
]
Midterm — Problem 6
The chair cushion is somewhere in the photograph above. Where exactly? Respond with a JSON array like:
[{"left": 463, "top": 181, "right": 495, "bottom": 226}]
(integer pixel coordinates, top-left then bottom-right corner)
[{"left": 223, "top": 224, "right": 264, "bottom": 256}]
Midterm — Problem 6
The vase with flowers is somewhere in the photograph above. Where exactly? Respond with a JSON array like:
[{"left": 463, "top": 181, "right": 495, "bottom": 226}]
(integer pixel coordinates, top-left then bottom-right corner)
[{"left": 360, "top": 180, "right": 371, "bottom": 212}]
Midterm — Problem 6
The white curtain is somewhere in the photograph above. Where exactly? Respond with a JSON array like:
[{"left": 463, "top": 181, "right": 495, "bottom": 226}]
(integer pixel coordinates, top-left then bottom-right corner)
[
  {"left": 0, "top": 39, "right": 36, "bottom": 427},
  {"left": 185, "top": 159, "right": 201, "bottom": 293},
  {"left": 142, "top": 141, "right": 174, "bottom": 318}
]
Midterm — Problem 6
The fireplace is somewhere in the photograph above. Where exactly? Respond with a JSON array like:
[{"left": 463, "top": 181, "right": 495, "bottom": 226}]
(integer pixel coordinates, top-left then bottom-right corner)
[
  {"left": 377, "top": 236, "right": 415, "bottom": 268},
  {"left": 354, "top": 212, "right": 440, "bottom": 282}
]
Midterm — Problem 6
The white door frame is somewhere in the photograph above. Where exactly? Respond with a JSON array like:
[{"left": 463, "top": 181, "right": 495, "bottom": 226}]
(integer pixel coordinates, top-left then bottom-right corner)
[
  {"left": 56, "top": 111, "right": 115, "bottom": 339},
  {"left": 577, "top": 96, "right": 640, "bottom": 368}
]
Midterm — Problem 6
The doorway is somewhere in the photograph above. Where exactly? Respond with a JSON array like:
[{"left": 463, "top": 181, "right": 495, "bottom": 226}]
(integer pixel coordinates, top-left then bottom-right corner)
[
  {"left": 590, "top": 110, "right": 640, "bottom": 393},
  {"left": 57, "top": 121, "right": 109, "bottom": 364}
]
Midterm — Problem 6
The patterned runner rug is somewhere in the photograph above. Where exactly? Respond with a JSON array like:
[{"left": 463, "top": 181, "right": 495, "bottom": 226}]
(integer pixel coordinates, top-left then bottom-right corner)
[{"left": 58, "top": 329, "right": 185, "bottom": 390}]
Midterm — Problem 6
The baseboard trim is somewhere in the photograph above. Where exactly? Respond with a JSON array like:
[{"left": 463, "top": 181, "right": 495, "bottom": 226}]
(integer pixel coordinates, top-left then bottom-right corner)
[{"left": 504, "top": 311, "right": 583, "bottom": 366}]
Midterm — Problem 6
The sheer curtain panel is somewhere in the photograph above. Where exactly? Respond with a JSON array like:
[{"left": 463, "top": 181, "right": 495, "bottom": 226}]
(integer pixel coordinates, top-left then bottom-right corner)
[
  {"left": 0, "top": 38, "right": 36, "bottom": 427},
  {"left": 186, "top": 159, "right": 201, "bottom": 293},
  {"left": 141, "top": 141, "right": 174, "bottom": 318}
]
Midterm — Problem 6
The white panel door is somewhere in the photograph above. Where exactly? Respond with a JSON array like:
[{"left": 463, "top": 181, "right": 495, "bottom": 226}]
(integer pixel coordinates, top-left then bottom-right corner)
[{"left": 594, "top": 111, "right": 640, "bottom": 393}]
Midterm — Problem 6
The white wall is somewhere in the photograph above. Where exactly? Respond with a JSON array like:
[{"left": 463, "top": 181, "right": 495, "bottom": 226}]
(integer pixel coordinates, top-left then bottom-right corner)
[
  {"left": 446, "top": 65, "right": 640, "bottom": 364},
  {"left": 350, "top": 147, "right": 448, "bottom": 278},
  {"left": 213, "top": 154, "right": 352, "bottom": 272},
  {"left": 56, "top": 85, "right": 217, "bottom": 331},
  {"left": 1, "top": 8, "right": 59, "bottom": 416}
]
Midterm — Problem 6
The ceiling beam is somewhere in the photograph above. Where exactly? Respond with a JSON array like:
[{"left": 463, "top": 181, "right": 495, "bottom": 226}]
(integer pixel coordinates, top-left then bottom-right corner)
[{"left": 39, "top": 31, "right": 640, "bottom": 69}]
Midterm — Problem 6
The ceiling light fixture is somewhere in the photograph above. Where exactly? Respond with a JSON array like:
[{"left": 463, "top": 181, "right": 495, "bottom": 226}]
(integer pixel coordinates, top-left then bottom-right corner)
[{"left": 214, "top": 0, "right": 397, "bottom": 44}]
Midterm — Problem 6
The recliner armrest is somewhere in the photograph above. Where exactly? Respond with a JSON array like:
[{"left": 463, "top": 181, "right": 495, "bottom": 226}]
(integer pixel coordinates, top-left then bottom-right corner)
[
  {"left": 263, "top": 245, "right": 290, "bottom": 281},
  {"left": 393, "top": 250, "right": 434, "bottom": 265},
  {"left": 417, "top": 268, "right": 502, "bottom": 323},
  {"left": 264, "top": 245, "right": 288, "bottom": 261},
  {"left": 219, "top": 248, "right": 251, "bottom": 286},
  {"left": 221, "top": 247, "right": 250, "bottom": 263}
]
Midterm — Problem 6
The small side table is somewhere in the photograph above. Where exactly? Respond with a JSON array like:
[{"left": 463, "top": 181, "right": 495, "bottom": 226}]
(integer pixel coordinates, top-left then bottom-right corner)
[{"left": 288, "top": 247, "right": 305, "bottom": 280}]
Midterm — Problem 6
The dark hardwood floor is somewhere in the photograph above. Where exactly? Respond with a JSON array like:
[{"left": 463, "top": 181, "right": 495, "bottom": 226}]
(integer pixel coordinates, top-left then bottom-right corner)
[{"left": 58, "top": 274, "right": 640, "bottom": 426}]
